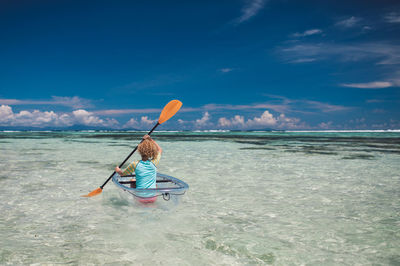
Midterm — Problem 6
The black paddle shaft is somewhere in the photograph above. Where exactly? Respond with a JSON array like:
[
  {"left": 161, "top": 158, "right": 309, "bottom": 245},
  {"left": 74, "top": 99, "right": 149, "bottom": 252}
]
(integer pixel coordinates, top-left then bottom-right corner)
[{"left": 100, "top": 122, "right": 160, "bottom": 189}]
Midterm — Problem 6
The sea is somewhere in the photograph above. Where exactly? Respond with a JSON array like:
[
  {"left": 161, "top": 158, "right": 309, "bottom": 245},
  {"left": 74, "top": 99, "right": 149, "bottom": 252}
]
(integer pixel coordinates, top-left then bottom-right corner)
[{"left": 0, "top": 130, "right": 399, "bottom": 265}]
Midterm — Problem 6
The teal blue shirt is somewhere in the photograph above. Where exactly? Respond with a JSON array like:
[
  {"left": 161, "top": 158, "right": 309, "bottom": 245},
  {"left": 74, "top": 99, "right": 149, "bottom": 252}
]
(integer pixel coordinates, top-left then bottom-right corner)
[
  {"left": 135, "top": 160, "right": 157, "bottom": 189},
  {"left": 122, "top": 153, "right": 161, "bottom": 190}
]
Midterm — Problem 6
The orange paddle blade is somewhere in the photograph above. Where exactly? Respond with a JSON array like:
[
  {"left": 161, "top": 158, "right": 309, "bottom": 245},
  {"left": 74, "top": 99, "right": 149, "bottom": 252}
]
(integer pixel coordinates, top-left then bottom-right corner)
[
  {"left": 81, "top": 187, "right": 102, "bottom": 197},
  {"left": 158, "top": 100, "right": 182, "bottom": 124}
]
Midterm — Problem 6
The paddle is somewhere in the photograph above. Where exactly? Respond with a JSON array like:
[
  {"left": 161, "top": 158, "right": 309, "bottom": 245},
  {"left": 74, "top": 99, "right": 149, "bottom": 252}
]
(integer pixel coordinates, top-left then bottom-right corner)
[{"left": 81, "top": 99, "right": 182, "bottom": 197}]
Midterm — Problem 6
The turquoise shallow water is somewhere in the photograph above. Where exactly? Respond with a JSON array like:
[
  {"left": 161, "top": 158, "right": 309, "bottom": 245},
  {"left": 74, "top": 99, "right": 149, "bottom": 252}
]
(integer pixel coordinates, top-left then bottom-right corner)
[{"left": 0, "top": 131, "right": 399, "bottom": 265}]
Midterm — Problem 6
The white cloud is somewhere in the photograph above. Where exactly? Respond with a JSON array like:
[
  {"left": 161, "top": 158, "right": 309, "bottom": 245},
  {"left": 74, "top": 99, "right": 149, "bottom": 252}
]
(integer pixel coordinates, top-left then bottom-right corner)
[
  {"left": 202, "top": 96, "right": 351, "bottom": 115},
  {"left": 0, "top": 105, "right": 14, "bottom": 123},
  {"left": 318, "top": 121, "right": 333, "bottom": 129},
  {"left": 51, "top": 96, "right": 93, "bottom": 109},
  {"left": 280, "top": 40, "right": 400, "bottom": 94},
  {"left": 280, "top": 42, "right": 400, "bottom": 65},
  {"left": 230, "top": 115, "right": 245, "bottom": 126},
  {"left": 0, "top": 105, "right": 74, "bottom": 127},
  {"left": 335, "top": 16, "right": 361, "bottom": 28},
  {"left": 366, "top": 99, "right": 385, "bottom": 103},
  {"left": 202, "top": 102, "right": 290, "bottom": 113},
  {"left": 30, "top": 111, "right": 58, "bottom": 125},
  {"left": 195, "top": 112, "right": 211, "bottom": 127},
  {"left": 123, "top": 118, "right": 139, "bottom": 128},
  {"left": 72, "top": 109, "right": 105, "bottom": 126},
  {"left": 175, "top": 112, "right": 213, "bottom": 129},
  {"left": 290, "top": 58, "right": 316, "bottom": 63},
  {"left": 140, "top": 116, "right": 157, "bottom": 126},
  {"left": 0, "top": 96, "right": 93, "bottom": 109},
  {"left": 18, "top": 110, "right": 70, "bottom": 127},
  {"left": 362, "top": 26, "right": 373, "bottom": 31},
  {"left": 0, "top": 105, "right": 120, "bottom": 128},
  {"left": 93, "top": 108, "right": 161, "bottom": 116},
  {"left": 247, "top": 110, "right": 277, "bottom": 127},
  {"left": 104, "top": 118, "right": 119, "bottom": 127},
  {"left": 234, "top": 0, "right": 266, "bottom": 25},
  {"left": 292, "top": 29, "right": 322, "bottom": 37},
  {"left": 219, "top": 68, "right": 234, "bottom": 73},
  {"left": 384, "top": 12, "right": 400, "bottom": 23},
  {"left": 0, "top": 99, "right": 22, "bottom": 105},
  {"left": 276, "top": 114, "right": 303, "bottom": 129},
  {"left": 218, "top": 110, "right": 304, "bottom": 129},
  {"left": 341, "top": 81, "right": 393, "bottom": 89},
  {"left": 59, "top": 114, "right": 74, "bottom": 125},
  {"left": 302, "top": 100, "right": 351, "bottom": 113},
  {"left": 71, "top": 110, "right": 118, "bottom": 127},
  {"left": 122, "top": 116, "right": 162, "bottom": 129},
  {"left": 115, "top": 97, "right": 348, "bottom": 118},
  {"left": 218, "top": 115, "right": 245, "bottom": 127},
  {"left": 218, "top": 117, "right": 230, "bottom": 127}
]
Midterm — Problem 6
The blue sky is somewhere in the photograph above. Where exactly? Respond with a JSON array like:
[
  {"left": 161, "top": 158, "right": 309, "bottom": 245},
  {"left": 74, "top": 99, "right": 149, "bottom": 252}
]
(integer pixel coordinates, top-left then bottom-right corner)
[{"left": 0, "top": 0, "right": 399, "bottom": 130}]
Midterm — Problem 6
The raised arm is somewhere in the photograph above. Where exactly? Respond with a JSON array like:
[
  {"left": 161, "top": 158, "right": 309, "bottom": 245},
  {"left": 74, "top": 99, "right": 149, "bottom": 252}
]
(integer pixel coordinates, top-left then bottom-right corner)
[
  {"left": 152, "top": 138, "right": 162, "bottom": 155},
  {"left": 115, "top": 161, "right": 137, "bottom": 176}
]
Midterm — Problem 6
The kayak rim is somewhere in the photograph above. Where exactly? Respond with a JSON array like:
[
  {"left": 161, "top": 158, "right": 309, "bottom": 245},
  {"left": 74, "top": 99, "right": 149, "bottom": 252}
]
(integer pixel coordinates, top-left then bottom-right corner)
[{"left": 111, "top": 172, "right": 189, "bottom": 196}]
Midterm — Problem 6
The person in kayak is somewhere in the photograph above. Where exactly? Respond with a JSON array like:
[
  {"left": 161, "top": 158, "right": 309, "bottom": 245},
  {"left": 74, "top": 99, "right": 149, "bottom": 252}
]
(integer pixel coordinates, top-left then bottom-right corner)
[{"left": 115, "top": 134, "right": 162, "bottom": 202}]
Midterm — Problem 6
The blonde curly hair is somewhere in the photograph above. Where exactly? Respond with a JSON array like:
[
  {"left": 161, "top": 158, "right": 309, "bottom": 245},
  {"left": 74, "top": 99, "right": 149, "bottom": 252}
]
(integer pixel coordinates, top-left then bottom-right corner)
[{"left": 138, "top": 139, "right": 158, "bottom": 161}]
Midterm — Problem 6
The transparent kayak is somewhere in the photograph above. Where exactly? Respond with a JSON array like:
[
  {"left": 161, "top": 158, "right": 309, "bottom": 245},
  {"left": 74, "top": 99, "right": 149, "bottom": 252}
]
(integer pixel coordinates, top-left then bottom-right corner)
[{"left": 112, "top": 172, "right": 189, "bottom": 204}]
